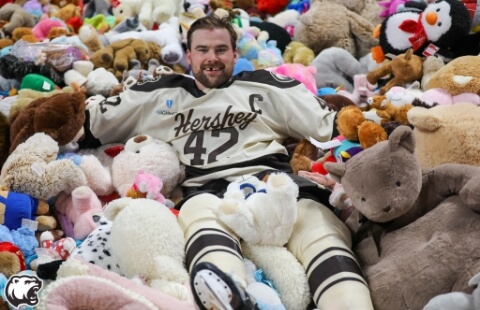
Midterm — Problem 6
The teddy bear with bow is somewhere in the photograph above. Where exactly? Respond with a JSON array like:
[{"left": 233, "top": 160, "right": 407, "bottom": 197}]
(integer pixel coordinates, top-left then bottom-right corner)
[{"left": 324, "top": 125, "right": 480, "bottom": 310}]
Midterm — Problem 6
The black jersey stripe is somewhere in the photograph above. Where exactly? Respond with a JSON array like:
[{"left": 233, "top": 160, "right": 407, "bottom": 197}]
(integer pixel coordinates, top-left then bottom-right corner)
[
  {"left": 308, "top": 255, "right": 366, "bottom": 300},
  {"left": 128, "top": 74, "right": 208, "bottom": 97},
  {"left": 185, "top": 232, "right": 243, "bottom": 268},
  {"left": 305, "top": 247, "right": 355, "bottom": 275},
  {"left": 315, "top": 277, "right": 367, "bottom": 305},
  {"left": 234, "top": 70, "right": 302, "bottom": 89},
  {"left": 186, "top": 227, "right": 241, "bottom": 251},
  {"left": 185, "top": 153, "right": 292, "bottom": 179}
]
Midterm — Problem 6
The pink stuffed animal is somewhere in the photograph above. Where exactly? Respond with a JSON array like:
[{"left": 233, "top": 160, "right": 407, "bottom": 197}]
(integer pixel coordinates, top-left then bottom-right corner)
[
  {"left": 32, "top": 18, "right": 67, "bottom": 41},
  {"left": 337, "top": 74, "right": 377, "bottom": 109},
  {"left": 268, "top": 63, "right": 317, "bottom": 94},
  {"left": 420, "top": 88, "right": 480, "bottom": 106},
  {"left": 125, "top": 171, "right": 167, "bottom": 205},
  {"left": 54, "top": 185, "right": 104, "bottom": 240}
]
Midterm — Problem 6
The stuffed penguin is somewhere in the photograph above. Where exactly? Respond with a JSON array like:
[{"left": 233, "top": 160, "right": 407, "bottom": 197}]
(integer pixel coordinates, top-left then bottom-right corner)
[{"left": 375, "top": 0, "right": 478, "bottom": 62}]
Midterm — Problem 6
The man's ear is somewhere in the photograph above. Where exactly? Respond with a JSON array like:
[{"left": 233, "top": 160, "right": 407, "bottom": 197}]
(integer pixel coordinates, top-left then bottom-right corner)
[{"left": 186, "top": 49, "right": 192, "bottom": 65}]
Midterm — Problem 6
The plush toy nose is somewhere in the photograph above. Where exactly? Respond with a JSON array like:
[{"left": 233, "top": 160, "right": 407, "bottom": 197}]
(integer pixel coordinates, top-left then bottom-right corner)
[{"left": 426, "top": 12, "right": 438, "bottom": 25}]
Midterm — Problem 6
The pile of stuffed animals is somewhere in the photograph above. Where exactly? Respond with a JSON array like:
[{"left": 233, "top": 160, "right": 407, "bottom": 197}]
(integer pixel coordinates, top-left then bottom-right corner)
[{"left": 0, "top": 0, "right": 479, "bottom": 309}]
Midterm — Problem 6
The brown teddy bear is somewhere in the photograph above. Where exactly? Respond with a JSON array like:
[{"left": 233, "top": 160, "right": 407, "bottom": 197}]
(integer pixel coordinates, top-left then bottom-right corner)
[
  {"left": 293, "top": 0, "right": 382, "bottom": 58},
  {"left": 425, "top": 55, "right": 480, "bottom": 96},
  {"left": 408, "top": 102, "right": 480, "bottom": 169},
  {"left": 336, "top": 105, "right": 388, "bottom": 149},
  {"left": 8, "top": 88, "right": 86, "bottom": 154},
  {"left": 366, "top": 48, "right": 425, "bottom": 95},
  {"left": 0, "top": 27, "right": 37, "bottom": 49},
  {"left": 91, "top": 38, "right": 148, "bottom": 80}
]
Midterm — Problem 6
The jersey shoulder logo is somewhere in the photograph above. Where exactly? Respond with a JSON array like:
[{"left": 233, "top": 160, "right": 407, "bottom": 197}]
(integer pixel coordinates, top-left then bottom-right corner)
[{"left": 269, "top": 71, "right": 295, "bottom": 83}]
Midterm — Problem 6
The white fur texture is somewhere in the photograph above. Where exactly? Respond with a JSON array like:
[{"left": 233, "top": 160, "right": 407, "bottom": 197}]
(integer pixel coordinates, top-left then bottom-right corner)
[
  {"left": 107, "top": 17, "right": 183, "bottom": 64},
  {"left": 104, "top": 198, "right": 190, "bottom": 301},
  {"left": 0, "top": 133, "right": 88, "bottom": 200},
  {"left": 85, "top": 68, "right": 119, "bottom": 98},
  {"left": 218, "top": 173, "right": 299, "bottom": 246},
  {"left": 243, "top": 244, "right": 310, "bottom": 310},
  {"left": 112, "top": 135, "right": 185, "bottom": 198}
]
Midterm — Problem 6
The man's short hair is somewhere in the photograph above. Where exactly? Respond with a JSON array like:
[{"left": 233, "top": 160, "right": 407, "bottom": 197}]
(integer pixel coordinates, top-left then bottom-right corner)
[{"left": 187, "top": 15, "right": 237, "bottom": 50}]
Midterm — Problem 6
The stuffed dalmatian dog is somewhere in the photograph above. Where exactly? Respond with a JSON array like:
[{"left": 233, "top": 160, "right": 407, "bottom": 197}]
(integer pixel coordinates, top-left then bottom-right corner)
[{"left": 72, "top": 217, "right": 122, "bottom": 275}]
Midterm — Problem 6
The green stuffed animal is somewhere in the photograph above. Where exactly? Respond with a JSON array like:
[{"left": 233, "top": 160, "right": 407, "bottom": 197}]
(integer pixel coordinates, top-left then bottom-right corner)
[{"left": 324, "top": 125, "right": 480, "bottom": 310}]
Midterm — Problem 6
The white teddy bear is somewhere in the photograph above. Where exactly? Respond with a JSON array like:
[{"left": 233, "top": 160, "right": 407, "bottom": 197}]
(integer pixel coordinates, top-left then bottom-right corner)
[
  {"left": 111, "top": 134, "right": 185, "bottom": 199},
  {"left": 104, "top": 197, "right": 191, "bottom": 301},
  {"left": 217, "top": 172, "right": 311, "bottom": 310}
]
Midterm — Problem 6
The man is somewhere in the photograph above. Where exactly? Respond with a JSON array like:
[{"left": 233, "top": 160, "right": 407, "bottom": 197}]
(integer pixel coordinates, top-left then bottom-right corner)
[{"left": 80, "top": 15, "right": 374, "bottom": 310}]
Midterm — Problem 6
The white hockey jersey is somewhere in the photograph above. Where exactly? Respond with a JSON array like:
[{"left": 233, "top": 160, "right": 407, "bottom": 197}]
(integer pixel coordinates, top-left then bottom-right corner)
[{"left": 84, "top": 70, "right": 337, "bottom": 187}]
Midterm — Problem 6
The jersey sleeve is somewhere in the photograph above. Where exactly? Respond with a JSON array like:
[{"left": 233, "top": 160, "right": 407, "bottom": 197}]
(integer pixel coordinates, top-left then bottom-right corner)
[
  {"left": 280, "top": 85, "right": 338, "bottom": 142},
  {"left": 85, "top": 88, "right": 147, "bottom": 145}
]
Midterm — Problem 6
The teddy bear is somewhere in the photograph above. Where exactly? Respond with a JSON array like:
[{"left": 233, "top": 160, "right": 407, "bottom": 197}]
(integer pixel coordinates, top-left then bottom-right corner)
[
  {"left": 216, "top": 172, "right": 311, "bottom": 310},
  {"left": 105, "top": 16, "right": 184, "bottom": 65},
  {"left": 90, "top": 38, "right": 140, "bottom": 80},
  {"left": 0, "top": 241, "right": 26, "bottom": 278},
  {"left": 0, "top": 26, "right": 37, "bottom": 49},
  {"left": 293, "top": 0, "right": 381, "bottom": 59},
  {"left": 54, "top": 185, "right": 104, "bottom": 240},
  {"left": 104, "top": 197, "right": 191, "bottom": 301},
  {"left": 0, "top": 190, "right": 57, "bottom": 231},
  {"left": 0, "top": 3, "right": 36, "bottom": 37},
  {"left": 366, "top": 48, "right": 425, "bottom": 95},
  {"left": 111, "top": 134, "right": 186, "bottom": 201},
  {"left": 8, "top": 87, "right": 86, "bottom": 154},
  {"left": 336, "top": 105, "right": 389, "bottom": 149},
  {"left": 0, "top": 132, "right": 88, "bottom": 201},
  {"left": 111, "top": 0, "right": 182, "bottom": 30},
  {"left": 424, "top": 55, "right": 480, "bottom": 96},
  {"left": 324, "top": 125, "right": 480, "bottom": 310},
  {"left": 407, "top": 102, "right": 480, "bottom": 169}
]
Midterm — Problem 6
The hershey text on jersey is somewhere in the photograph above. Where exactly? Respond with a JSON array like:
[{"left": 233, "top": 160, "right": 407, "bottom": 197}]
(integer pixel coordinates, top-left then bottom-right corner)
[{"left": 173, "top": 105, "right": 259, "bottom": 137}]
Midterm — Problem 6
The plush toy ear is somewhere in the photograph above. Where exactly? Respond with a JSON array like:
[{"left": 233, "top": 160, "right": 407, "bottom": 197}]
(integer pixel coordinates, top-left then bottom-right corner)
[
  {"left": 388, "top": 125, "right": 415, "bottom": 154},
  {"left": 407, "top": 106, "right": 443, "bottom": 132},
  {"left": 324, "top": 162, "right": 346, "bottom": 183},
  {"left": 103, "top": 198, "right": 132, "bottom": 221}
]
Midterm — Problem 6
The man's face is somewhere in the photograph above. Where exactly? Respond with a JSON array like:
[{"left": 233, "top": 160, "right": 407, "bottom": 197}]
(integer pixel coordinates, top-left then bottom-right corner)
[{"left": 187, "top": 28, "right": 238, "bottom": 90}]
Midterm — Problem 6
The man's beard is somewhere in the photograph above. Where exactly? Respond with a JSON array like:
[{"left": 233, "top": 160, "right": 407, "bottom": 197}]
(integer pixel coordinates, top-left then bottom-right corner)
[{"left": 193, "top": 67, "right": 233, "bottom": 89}]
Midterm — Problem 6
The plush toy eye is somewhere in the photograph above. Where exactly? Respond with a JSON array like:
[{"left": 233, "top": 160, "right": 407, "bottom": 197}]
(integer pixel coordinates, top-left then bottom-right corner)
[
  {"left": 436, "top": 8, "right": 440, "bottom": 12},
  {"left": 135, "top": 151, "right": 140, "bottom": 154},
  {"left": 396, "top": 181, "right": 401, "bottom": 187},
  {"left": 361, "top": 197, "right": 366, "bottom": 202},
  {"left": 438, "top": 22, "right": 442, "bottom": 27}
]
